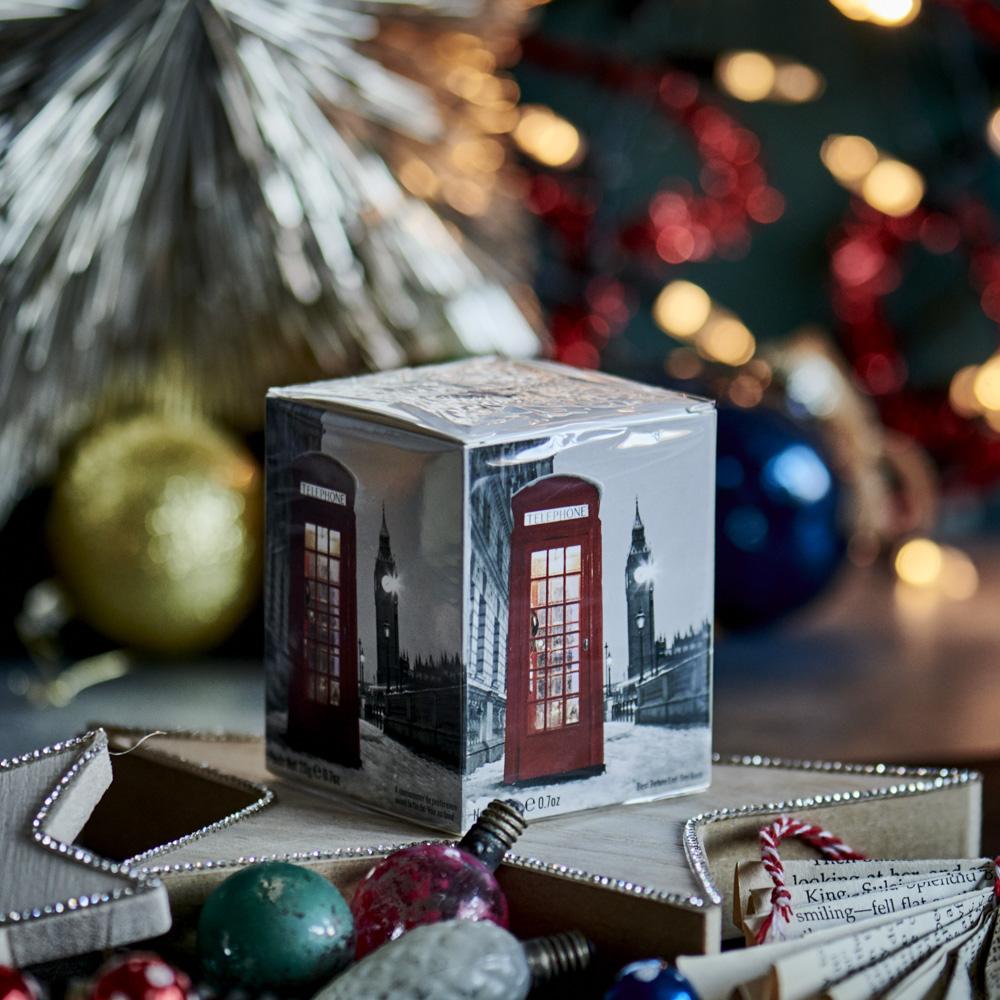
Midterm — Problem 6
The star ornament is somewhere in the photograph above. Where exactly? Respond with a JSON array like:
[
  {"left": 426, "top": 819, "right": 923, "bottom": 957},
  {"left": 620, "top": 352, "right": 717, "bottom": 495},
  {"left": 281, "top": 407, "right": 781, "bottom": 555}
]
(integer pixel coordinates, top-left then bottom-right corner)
[{"left": 0, "top": 730, "right": 170, "bottom": 966}]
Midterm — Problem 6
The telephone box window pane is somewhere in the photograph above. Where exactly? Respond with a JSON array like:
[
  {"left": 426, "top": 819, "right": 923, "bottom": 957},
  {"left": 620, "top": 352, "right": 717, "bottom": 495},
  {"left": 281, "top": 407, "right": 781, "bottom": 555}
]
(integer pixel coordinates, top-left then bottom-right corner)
[
  {"left": 548, "top": 577, "right": 564, "bottom": 604},
  {"left": 547, "top": 547, "right": 564, "bottom": 575},
  {"left": 330, "top": 681, "right": 340, "bottom": 706},
  {"left": 317, "top": 585, "right": 329, "bottom": 606},
  {"left": 566, "top": 545, "right": 581, "bottom": 573},
  {"left": 317, "top": 617, "right": 328, "bottom": 643},
  {"left": 567, "top": 644, "right": 579, "bottom": 665},
  {"left": 567, "top": 671, "right": 580, "bottom": 694},
  {"left": 565, "top": 574, "right": 580, "bottom": 601},
  {"left": 530, "top": 581, "right": 546, "bottom": 608},
  {"left": 535, "top": 675, "right": 546, "bottom": 700},
  {"left": 533, "top": 638, "right": 545, "bottom": 654},
  {"left": 566, "top": 698, "right": 580, "bottom": 725},
  {"left": 330, "top": 559, "right": 340, "bottom": 585},
  {"left": 317, "top": 675, "right": 329, "bottom": 702},
  {"left": 305, "top": 552, "right": 316, "bottom": 577},
  {"left": 533, "top": 609, "right": 546, "bottom": 632},
  {"left": 316, "top": 526, "right": 328, "bottom": 554},
  {"left": 547, "top": 701, "right": 563, "bottom": 728},
  {"left": 533, "top": 704, "right": 545, "bottom": 732},
  {"left": 317, "top": 557, "right": 329, "bottom": 582},
  {"left": 332, "top": 586, "right": 340, "bottom": 609},
  {"left": 550, "top": 634, "right": 564, "bottom": 650},
  {"left": 332, "top": 652, "right": 340, "bottom": 678},
  {"left": 566, "top": 603, "right": 580, "bottom": 624},
  {"left": 548, "top": 674, "right": 563, "bottom": 698},
  {"left": 531, "top": 551, "right": 547, "bottom": 578},
  {"left": 305, "top": 523, "right": 317, "bottom": 551},
  {"left": 550, "top": 649, "right": 564, "bottom": 667},
  {"left": 329, "top": 530, "right": 341, "bottom": 558},
  {"left": 549, "top": 605, "right": 564, "bottom": 629}
]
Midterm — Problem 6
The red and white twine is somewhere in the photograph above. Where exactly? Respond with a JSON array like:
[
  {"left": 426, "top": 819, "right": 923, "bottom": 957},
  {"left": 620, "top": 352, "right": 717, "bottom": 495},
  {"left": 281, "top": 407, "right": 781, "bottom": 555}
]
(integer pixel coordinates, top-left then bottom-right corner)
[{"left": 754, "top": 815, "right": 866, "bottom": 944}]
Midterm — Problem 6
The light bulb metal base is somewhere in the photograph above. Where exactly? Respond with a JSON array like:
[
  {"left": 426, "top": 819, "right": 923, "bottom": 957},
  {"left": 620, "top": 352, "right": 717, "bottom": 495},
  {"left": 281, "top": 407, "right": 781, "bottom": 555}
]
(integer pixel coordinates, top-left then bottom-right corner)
[
  {"left": 524, "top": 930, "right": 595, "bottom": 984},
  {"left": 458, "top": 798, "right": 526, "bottom": 871}
]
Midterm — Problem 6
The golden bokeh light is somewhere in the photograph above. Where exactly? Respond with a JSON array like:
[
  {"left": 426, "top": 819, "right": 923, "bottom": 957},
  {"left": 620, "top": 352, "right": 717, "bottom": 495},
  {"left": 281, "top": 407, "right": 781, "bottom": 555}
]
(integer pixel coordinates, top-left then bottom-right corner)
[
  {"left": 697, "top": 315, "right": 756, "bottom": 366},
  {"left": 894, "top": 538, "right": 978, "bottom": 607},
  {"left": 939, "top": 547, "right": 979, "bottom": 601},
  {"left": 512, "top": 105, "right": 584, "bottom": 169},
  {"left": 729, "top": 373, "right": 765, "bottom": 408},
  {"left": 398, "top": 158, "right": 439, "bottom": 199},
  {"left": 653, "top": 281, "right": 713, "bottom": 339},
  {"left": 894, "top": 538, "right": 943, "bottom": 588},
  {"left": 442, "top": 177, "right": 490, "bottom": 216},
  {"left": 665, "top": 347, "right": 704, "bottom": 381},
  {"left": 827, "top": 0, "right": 920, "bottom": 26},
  {"left": 987, "top": 108, "right": 1000, "bottom": 157},
  {"left": 715, "top": 51, "right": 776, "bottom": 102},
  {"left": 450, "top": 137, "right": 505, "bottom": 173},
  {"left": 717, "top": 52, "right": 825, "bottom": 104},
  {"left": 973, "top": 356, "right": 1000, "bottom": 411},
  {"left": 773, "top": 62, "right": 826, "bottom": 103},
  {"left": 860, "top": 158, "right": 924, "bottom": 217},
  {"left": 949, "top": 365, "right": 982, "bottom": 418},
  {"left": 865, "top": 0, "right": 921, "bottom": 26},
  {"left": 820, "top": 134, "right": 879, "bottom": 186}
]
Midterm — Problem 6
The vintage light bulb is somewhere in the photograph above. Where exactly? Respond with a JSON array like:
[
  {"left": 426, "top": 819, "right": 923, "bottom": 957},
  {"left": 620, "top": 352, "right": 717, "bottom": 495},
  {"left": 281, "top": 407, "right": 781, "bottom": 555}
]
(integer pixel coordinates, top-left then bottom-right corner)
[
  {"left": 313, "top": 920, "right": 593, "bottom": 1000},
  {"left": 350, "top": 799, "right": 526, "bottom": 958}
]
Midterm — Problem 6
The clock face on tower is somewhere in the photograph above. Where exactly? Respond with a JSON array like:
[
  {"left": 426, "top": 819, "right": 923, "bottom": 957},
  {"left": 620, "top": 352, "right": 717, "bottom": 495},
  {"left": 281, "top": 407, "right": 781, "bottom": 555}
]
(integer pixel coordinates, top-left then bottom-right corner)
[{"left": 375, "top": 508, "right": 401, "bottom": 689}]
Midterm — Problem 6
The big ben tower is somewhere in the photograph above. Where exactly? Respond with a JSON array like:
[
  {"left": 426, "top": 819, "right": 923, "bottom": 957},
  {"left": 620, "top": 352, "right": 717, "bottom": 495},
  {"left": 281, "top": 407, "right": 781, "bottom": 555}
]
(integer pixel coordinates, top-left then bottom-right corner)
[
  {"left": 625, "top": 499, "right": 655, "bottom": 682},
  {"left": 374, "top": 506, "right": 400, "bottom": 690}
]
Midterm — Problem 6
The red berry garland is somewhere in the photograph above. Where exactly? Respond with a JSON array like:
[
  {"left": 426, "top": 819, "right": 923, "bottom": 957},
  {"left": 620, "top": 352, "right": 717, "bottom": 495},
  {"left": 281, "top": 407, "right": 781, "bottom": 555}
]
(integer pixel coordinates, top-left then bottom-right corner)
[
  {"left": 519, "top": 37, "right": 783, "bottom": 366},
  {"left": 831, "top": 198, "right": 1000, "bottom": 486}
]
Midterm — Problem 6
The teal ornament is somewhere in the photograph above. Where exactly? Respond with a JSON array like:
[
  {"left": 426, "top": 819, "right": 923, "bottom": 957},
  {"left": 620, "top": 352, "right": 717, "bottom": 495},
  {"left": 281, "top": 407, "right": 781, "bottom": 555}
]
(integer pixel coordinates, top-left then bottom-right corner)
[
  {"left": 604, "top": 959, "right": 699, "bottom": 1000},
  {"left": 197, "top": 861, "right": 354, "bottom": 991}
]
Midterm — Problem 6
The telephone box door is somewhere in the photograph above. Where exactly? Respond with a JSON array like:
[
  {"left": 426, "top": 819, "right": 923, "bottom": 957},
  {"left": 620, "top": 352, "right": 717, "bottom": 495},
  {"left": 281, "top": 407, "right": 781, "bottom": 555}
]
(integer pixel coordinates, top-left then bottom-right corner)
[
  {"left": 504, "top": 476, "right": 604, "bottom": 785},
  {"left": 287, "top": 453, "right": 361, "bottom": 768}
]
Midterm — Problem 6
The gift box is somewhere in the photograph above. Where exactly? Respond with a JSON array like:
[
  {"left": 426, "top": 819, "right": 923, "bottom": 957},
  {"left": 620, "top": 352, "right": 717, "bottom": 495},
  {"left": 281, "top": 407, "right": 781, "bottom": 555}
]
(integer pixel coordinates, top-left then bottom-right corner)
[{"left": 264, "top": 358, "right": 716, "bottom": 832}]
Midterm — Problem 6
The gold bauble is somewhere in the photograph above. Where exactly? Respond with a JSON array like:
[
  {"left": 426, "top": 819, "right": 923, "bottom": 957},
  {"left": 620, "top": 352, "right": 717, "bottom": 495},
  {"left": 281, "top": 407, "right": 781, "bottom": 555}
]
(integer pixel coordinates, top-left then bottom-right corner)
[{"left": 48, "top": 414, "right": 262, "bottom": 654}]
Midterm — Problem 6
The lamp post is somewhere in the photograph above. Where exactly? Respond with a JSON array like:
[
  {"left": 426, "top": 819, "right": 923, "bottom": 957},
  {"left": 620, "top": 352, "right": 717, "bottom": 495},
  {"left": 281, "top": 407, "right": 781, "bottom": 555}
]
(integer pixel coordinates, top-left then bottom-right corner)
[
  {"left": 604, "top": 642, "right": 612, "bottom": 720},
  {"left": 635, "top": 608, "right": 646, "bottom": 684}
]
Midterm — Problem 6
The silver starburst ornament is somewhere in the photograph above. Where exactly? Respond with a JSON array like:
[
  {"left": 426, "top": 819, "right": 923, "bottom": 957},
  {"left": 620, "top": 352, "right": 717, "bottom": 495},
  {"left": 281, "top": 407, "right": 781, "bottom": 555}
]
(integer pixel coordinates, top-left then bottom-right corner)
[{"left": 0, "top": 0, "right": 541, "bottom": 524}]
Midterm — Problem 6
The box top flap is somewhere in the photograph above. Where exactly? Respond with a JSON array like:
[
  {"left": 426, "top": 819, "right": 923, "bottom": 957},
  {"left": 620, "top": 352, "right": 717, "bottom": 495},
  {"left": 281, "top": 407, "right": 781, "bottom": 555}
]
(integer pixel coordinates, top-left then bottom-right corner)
[{"left": 269, "top": 358, "right": 713, "bottom": 443}]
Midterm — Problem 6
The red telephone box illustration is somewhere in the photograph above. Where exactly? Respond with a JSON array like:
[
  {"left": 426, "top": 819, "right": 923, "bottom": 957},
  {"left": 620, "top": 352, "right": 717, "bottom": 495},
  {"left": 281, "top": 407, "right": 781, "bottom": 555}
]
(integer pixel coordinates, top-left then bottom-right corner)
[
  {"left": 287, "top": 453, "right": 361, "bottom": 768},
  {"left": 504, "top": 476, "right": 604, "bottom": 785}
]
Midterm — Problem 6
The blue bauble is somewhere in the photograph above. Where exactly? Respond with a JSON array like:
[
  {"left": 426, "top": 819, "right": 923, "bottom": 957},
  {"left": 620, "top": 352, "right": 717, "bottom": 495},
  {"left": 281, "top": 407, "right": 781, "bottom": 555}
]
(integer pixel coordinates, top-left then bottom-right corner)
[
  {"left": 604, "top": 959, "right": 699, "bottom": 999},
  {"left": 715, "top": 406, "right": 844, "bottom": 628}
]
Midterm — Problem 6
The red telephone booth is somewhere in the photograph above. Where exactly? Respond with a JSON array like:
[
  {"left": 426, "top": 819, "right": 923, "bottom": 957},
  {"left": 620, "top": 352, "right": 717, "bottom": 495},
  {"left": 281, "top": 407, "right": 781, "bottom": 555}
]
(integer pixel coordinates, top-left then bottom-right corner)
[
  {"left": 287, "top": 453, "right": 361, "bottom": 768},
  {"left": 504, "top": 476, "right": 604, "bottom": 785}
]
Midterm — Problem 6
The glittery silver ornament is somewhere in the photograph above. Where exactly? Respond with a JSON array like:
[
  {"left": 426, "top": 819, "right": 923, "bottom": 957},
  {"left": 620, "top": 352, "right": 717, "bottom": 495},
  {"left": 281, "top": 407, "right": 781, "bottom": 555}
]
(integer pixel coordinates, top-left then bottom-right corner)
[{"left": 311, "top": 920, "right": 593, "bottom": 1000}]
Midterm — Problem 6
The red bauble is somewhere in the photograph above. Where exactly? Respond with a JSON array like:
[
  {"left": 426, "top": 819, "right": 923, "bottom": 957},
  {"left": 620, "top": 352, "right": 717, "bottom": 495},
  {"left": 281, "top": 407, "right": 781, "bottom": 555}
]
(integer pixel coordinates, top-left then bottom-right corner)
[
  {"left": 0, "top": 966, "right": 41, "bottom": 1000},
  {"left": 91, "top": 954, "right": 192, "bottom": 1000}
]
